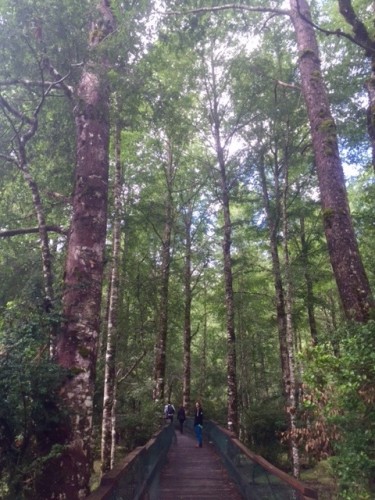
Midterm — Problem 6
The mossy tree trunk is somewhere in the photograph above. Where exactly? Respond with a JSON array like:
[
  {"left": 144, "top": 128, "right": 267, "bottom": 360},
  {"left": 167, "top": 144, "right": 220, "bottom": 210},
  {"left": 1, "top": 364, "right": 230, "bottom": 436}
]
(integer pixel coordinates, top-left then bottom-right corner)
[
  {"left": 36, "top": 1, "right": 114, "bottom": 497},
  {"left": 290, "top": 0, "right": 374, "bottom": 322}
]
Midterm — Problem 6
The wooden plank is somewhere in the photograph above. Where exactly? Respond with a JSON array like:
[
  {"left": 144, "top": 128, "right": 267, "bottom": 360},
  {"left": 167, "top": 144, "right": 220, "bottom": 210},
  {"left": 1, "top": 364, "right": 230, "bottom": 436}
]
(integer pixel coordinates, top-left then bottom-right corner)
[{"left": 158, "top": 431, "right": 244, "bottom": 499}]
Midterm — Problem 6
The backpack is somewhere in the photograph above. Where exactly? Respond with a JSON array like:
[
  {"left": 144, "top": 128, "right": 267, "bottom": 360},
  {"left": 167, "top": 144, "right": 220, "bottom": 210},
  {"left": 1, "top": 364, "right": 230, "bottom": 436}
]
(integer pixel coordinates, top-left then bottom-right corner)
[{"left": 167, "top": 404, "right": 175, "bottom": 416}]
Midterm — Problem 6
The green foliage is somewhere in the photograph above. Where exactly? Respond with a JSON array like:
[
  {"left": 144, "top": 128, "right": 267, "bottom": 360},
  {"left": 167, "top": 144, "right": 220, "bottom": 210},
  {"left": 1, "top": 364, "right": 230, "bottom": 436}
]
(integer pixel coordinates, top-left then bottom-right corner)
[
  {"left": 112, "top": 386, "right": 161, "bottom": 455},
  {"left": 0, "top": 303, "right": 67, "bottom": 498},
  {"left": 301, "top": 321, "right": 375, "bottom": 498},
  {"left": 242, "top": 397, "right": 288, "bottom": 466}
]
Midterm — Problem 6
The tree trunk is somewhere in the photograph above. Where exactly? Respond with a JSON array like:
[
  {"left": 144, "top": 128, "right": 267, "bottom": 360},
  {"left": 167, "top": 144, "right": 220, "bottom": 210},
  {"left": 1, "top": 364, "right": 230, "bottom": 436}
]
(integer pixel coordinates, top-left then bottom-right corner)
[
  {"left": 153, "top": 140, "right": 175, "bottom": 402},
  {"left": 21, "top": 168, "right": 54, "bottom": 314},
  {"left": 258, "top": 158, "right": 290, "bottom": 396},
  {"left": 101, "top": 122, "right": 122, "bottom": 474},
  {"left": 289, "top": 0, "right": 374, "bottom": 322},
  {"left": 365, "top": 56, "right": 375, "bottom": 173},
  {"left": 221, "top": 183, "right": 238, "bottom": 435},
  {"left": 37, "top": 2, "right": 114, "bottom": 497},
  {"left": 281, "top": 159, "right": 300, "bottom": 478},
  {"left": 182, "top": 204, "right": 193, "bottom": 411},
  {"left": 198, "top": 276, "right": 209, "bottom": 405},
  {"left": 205, "top": 47, "right": 238, "bottom": 434},
  {"left": 110, "top": 376, "right": 118, "bottom": 469},
  {"left": 299, "top": 215, "right": 318, "bottom": 345}
]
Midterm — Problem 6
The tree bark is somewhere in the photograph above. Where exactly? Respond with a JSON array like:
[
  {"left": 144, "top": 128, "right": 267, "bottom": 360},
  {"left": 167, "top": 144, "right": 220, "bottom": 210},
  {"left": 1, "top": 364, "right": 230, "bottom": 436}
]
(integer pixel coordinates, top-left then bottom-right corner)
[
  {"left": 20, "top": 168, "right": 55, "bottom": 314},
  {"left": 258, "top": 157, "right": 290, "bottom": 396},
  {"left": 281, "top": 159, "right": 300, "bottom": 478},
  {"left": 55, "top": 70, "right": 109, "bottom": 496},
  {"left": 182, "top": 203, "right": 193, "bottom": 412},
  {"left": 365, "top": 55, "right": 375, "bottom": 173},
  {"left": 289, "top": 0, "right": 374, "bottom": 322},
  {"left": 37, "top": 2, "right": 114, "bottom": 497},
  {"left": 299, "top": 215, "right": 318, "bottom": 345},
  {"left": 101, "top": 122, "right": 122, "bottom": 474},
  {"left": 208, "top": 55, "right": 238, "bottom": 434},
  {"left": 153, "top": 139, "right": 175, "bottom": 402}
]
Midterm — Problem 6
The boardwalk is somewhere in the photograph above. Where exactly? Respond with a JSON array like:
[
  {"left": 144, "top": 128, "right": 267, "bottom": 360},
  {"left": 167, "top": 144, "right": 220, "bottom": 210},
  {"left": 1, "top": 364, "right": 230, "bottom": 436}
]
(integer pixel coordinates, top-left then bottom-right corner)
[{"left": 158, "top": 428, "right": 244, "bottom": 499}]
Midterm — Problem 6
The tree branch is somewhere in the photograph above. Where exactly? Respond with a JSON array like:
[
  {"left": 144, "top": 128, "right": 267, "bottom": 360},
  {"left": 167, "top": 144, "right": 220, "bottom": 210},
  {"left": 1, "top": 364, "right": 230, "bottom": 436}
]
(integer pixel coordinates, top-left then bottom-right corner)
[
  {"left": 0, "top": 94, "right": 34, "bottom": 125},
  {"left": 275, "top": 79, "right": 301, "bottom": 91},
  {"left": 338, "top": 0, "right": 375, "bottom": 55},
  {"left": 0, "top": 152, "right": 18, "bottom": 166},
  {"left": 295, "top": 0, "right": 375, "bottom": 56},
  {"left": 43, "top": 58, "right": 74, "bottom": 99},
  {"left": 166, "top": 4, "right": 289, "bottom": 17},
  {"left": 0, "top": 226, "right": 68, "bottom": 238},
  {"left": 117, "top": 349, "right": 147, "bottom": 384}
]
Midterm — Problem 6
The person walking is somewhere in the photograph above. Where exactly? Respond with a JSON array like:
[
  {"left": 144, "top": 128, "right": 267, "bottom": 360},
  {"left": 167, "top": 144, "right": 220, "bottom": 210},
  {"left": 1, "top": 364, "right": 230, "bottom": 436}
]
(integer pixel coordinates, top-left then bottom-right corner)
[
  {"left": 177, "top": 405, "right": 186, "bottom": 434},
  {"left": 164, "top": 401, "right": 175, "bottom": 424},
  {"left": 194, "top": 401, "right": 203, "bottom": 447}
]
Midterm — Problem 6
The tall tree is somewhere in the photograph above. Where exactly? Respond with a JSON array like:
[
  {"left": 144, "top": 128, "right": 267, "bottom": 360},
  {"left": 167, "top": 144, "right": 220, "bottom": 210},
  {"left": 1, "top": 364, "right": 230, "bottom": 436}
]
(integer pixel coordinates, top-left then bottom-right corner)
[
  {"left": 281, "top": 150, "right": 300, "bottom": 478},
  {"left": 289, "top": 0, "right": 374, "bottom": 322},
  {"left": 182, "top": 201, "right": 194, "bottom": 411},
  {"left": 153, "top": 135, "right": 176, "bottom": 402},
  {"left": 258, "top": 153, "right": 290, "bottom": 397},
  {"left": 38, "top": 1, "right": 115, "bottom": 497},
  {"left": 199, "top": 41, "right": 239, "bottom": 433},
  {"left": 101, "top": 122, "right": 123, "bottom": 473},
  {"left": 166, "top": 0, "right": 374, "bottom": 321}
]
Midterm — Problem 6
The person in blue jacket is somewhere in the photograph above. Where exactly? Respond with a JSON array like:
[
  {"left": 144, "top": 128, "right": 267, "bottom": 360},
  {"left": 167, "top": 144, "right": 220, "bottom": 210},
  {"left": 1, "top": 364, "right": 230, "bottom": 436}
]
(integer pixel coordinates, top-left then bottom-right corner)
[{"left": 194, "top": 401, "right": 203, "bottom": 447}]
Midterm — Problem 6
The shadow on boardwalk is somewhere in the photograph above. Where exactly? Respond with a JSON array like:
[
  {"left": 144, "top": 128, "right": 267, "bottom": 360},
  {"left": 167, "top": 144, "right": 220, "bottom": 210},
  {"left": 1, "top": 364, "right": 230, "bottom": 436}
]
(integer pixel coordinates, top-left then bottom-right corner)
[{"left": 158, "top": 427, "right": 244, "bottom": 499}]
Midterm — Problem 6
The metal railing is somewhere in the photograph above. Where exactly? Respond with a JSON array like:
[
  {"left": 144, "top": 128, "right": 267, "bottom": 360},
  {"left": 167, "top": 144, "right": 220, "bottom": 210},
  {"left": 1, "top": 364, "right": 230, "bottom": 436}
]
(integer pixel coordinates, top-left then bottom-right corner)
[
  {"left": 185, "top": 419, "right": 318, "bottom": 500},
  {"left": 87, "top": 423, "right": 175, "bottom": 500},
  {"left": 89, "top": 419, "right": 317, "bottom": 500}
]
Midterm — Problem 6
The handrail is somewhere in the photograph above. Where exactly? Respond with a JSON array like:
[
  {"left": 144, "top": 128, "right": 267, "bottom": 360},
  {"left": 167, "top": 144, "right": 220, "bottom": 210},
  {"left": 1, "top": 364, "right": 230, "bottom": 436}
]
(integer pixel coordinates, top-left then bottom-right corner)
[
  {"left": 87, "top": 423, "right": 175, "bottom": 500},
  {"left": 198, "top": 420, "right": 318, "bottom": 500},
  {"left": 234, "top": 439, "right": 317, "bottom": 499},
  {"left": 89, "top": 419, "right": 318, "bottom": 500}
]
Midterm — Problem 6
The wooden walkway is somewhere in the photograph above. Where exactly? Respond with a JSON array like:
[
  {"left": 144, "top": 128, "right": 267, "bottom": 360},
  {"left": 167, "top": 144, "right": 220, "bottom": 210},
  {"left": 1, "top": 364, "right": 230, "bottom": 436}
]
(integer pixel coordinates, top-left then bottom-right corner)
[{"left": 158, "top": 428, "right": 244, "bottom": 499}]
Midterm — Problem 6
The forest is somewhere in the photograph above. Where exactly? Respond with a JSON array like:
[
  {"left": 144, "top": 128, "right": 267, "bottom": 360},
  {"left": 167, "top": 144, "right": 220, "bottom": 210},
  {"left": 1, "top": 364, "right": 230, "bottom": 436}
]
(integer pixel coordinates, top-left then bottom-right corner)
[{"left": 0, "top": 0, "right": 374, "bottom": 498}]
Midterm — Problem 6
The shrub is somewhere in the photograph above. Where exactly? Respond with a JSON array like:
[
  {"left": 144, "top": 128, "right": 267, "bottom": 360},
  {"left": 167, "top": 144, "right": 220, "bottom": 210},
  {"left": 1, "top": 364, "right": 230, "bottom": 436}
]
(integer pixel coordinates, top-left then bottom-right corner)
[{"left": 301, "top": 321, "right": 375, "bottom": 498}]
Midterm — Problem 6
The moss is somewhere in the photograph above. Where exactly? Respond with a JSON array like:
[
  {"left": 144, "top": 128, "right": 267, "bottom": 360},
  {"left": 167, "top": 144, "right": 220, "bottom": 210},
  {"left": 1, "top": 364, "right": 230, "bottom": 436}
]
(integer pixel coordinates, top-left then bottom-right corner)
[
  {"left": 68, "top": 366, "right": 85, "bottom": 377},
  {"left": 322, "top": 208, "right": 334, "bottom": 219},
  {"left": 310, "top": 70, "right": 321, "bottom": 83},
  {"left": 78, "top": 346, "right": 91, "bottom": 359},
  {"left": 300, "top": 48, "right": 315, "bottom": 59},
  {"left": 319, "top": 118, "right": 336, "bottom": 134},
  {"left": 319, "top": 119, "right": 337, "bottom": 156}
]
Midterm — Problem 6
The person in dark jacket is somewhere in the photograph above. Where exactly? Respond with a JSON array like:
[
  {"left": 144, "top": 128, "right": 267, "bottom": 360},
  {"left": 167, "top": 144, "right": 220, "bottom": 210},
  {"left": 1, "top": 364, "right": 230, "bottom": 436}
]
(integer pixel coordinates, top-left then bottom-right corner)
[
  {"left": 177, "top": 405, "right": 186, "bottom": 434},
  {"left": 193, "top": 401, "right": 203, "bottom": 447}
]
